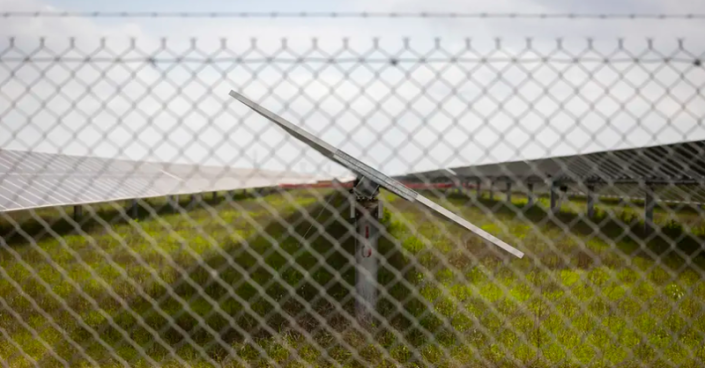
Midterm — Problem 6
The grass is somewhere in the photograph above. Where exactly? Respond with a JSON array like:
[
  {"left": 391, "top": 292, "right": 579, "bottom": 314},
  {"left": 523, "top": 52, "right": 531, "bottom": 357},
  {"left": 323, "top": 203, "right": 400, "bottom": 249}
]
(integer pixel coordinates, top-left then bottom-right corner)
[{"left": 1, "top": 187, "right": 705, "bottom": 367}]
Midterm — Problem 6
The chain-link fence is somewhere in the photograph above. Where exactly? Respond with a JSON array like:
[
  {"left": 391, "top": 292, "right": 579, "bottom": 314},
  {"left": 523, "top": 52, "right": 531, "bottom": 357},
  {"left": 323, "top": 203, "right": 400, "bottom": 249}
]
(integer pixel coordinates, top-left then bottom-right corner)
[{"left": 1, "top": 36, "right": 705, "bottom": 367}]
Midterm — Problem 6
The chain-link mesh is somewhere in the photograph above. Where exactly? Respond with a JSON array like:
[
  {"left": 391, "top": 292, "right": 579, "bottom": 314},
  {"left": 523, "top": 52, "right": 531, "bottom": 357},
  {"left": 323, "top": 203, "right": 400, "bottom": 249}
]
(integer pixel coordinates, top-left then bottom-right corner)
[{"left": 1, "top": 37, "right": 705, "bottom": 367}]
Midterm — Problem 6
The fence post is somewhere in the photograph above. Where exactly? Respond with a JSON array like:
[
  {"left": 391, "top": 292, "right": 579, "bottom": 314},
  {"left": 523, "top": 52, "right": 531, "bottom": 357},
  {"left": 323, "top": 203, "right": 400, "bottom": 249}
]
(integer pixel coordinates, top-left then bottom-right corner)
[
  {"left": 489, "top": 180, "right": 495, "bottom": 201},
  {"left": 527, "top": 182, "right": 535, "bottom": 207}
]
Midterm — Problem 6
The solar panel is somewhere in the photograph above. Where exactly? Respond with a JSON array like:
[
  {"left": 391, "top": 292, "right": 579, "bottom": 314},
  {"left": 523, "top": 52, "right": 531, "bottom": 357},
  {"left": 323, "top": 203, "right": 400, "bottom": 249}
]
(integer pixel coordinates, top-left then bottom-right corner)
[
  {"left": 0, "top": 149, "right": 321, "bottom": 212},
  {"left": 404, "top": 140, "right": 705, "bottom": 185},
  {"left": 229, "top": 90, "right": 524, "bottom": 259}
]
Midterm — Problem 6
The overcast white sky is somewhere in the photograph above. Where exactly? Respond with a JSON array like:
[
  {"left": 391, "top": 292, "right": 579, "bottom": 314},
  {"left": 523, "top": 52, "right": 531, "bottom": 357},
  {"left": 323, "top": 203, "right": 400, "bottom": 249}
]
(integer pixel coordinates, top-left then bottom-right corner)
[{"left": 1, "top": 0, "right": 704, "bottom": 177}]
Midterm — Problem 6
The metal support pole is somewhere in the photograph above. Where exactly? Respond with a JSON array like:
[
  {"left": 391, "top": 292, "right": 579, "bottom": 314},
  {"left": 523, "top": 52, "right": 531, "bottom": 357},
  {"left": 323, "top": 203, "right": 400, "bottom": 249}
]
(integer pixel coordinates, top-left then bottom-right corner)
[
  {"left": 527, "top": 183, "right": 535, "bottom": 207},
  {"left": 355, "top": 198, "right": 380, "bottom": 323},
  {"left": 476, "top": 178, "right": 482, "bottom": 201},
  {"left": 560, "top": 185, "right": 568, "bottom": 210},
  {"left": 645, "top": 184, "right": 655, "bottom": 234},
  {"left": 506, "top": 181, "right": 512, "bottom": 203},
  {"left": 73, "top": 205, "right": 82, "bottom": 222},
  {"left": 212, "top": 191, "right": 217, "bottom": 201},
  {"left": 550, "top": 181, "right": 559, "bottom": 213},
  {"left": 489, "top": 181, "right": 495, "bottom": 201},
  {"left": 349, "top": 176, "right": 381, "bottom": 323},
  {"left": 130, "top": 199, "right": 138, "bottom": 218},
  {"left": 587, "top": 184, "right": 596, "bottom": 219},
  {"left": 191, "top": 193, "right": 202, "bottom": 208}
]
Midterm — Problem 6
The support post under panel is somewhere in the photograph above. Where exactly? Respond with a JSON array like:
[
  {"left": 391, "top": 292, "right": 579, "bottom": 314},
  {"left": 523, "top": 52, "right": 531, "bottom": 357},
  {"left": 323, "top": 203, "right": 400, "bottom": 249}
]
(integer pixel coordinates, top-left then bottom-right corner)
[
  {"left": 550, "top": 182, "right": 559, "bottom": 213},
  {"left": 476, "top": 179, "right": 482, "bottom": 201},
  {"left": 506, "top": 181, "right": 512, "bottom": 203},
  {"left": 355, "top": 198, "right": 380, "bottom": 323},
  {"left": 645, "top": 184, "right": 655, "bottom": 234},
  {"left": 73, "top": 205, "right": 82, "bottom": 222},
  {"left": 587, "top": 185, "right": 596, "bottom": 219},
  {"left": 130, "top": 199, "right": 138, "bottom": 218}
]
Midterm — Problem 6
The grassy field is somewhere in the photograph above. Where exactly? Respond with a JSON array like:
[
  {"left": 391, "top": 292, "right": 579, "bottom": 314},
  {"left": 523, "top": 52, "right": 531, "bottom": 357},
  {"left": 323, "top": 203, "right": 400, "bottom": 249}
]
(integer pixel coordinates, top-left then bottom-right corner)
[{"left": 1, "top": 188, "right": 705, "bottom": 367}]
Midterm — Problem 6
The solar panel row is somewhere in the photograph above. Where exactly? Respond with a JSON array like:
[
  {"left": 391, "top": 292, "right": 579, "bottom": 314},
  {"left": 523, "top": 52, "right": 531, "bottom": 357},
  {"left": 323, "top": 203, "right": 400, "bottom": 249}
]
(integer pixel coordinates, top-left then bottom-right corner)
[
  {"left": 0, "top": 149, "right": 322, "bottom": 212},
  {"left": 552, "top": 183, "right": 705, "bottom": 205},
  {"left": 404, "top": 140, "right": 705, "bottom": 185}
]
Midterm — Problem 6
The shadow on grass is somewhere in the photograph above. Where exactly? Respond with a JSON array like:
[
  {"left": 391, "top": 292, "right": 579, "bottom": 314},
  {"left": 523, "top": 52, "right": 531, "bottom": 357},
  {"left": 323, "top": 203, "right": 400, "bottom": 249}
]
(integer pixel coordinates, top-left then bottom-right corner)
[
  {"left": 13, "top": 189, "right": 705, "bottom": 366},
  {"left": 436, "top": 190, "right": 705, "bottom": 270},
  {"left": 0, "top": 190, "right": 268, "bottom": 247},
  {"left": 51, "top": 191, "right": 442, "bottom": 366}
]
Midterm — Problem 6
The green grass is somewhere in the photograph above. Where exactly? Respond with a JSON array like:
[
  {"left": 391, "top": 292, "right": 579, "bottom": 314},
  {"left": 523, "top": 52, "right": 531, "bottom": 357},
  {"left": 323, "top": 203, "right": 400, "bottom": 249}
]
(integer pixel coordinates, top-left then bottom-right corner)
[{"left": 1, "top": 188, "right": 705, "bottom": 367}]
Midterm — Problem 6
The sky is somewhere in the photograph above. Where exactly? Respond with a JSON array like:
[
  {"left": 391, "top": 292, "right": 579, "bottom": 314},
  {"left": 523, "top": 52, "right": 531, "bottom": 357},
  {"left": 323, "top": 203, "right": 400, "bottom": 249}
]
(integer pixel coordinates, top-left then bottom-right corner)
[{"left": 1, "top": 0, "right": 704, "bottom": 177}]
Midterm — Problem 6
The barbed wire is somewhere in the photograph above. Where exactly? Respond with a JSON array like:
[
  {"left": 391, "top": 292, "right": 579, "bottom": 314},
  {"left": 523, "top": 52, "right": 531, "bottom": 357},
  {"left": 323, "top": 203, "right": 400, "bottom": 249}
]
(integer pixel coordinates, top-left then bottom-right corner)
[
  {"left": 2, "top": 11, "right": 705, "bottom": 20},
  {"left": 0, "top": 56, "right": 701, "bottom": 65}
]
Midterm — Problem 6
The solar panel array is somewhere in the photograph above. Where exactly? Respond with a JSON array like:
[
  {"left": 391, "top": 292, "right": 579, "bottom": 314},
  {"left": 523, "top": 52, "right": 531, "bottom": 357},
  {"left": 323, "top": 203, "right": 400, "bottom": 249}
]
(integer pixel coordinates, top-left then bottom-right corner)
[
  {"left": 0, "top": 149, "right": 323, "bottom": 212},
  {"left": 403, "top": 140, "right": 705, "bottom": 185}
]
